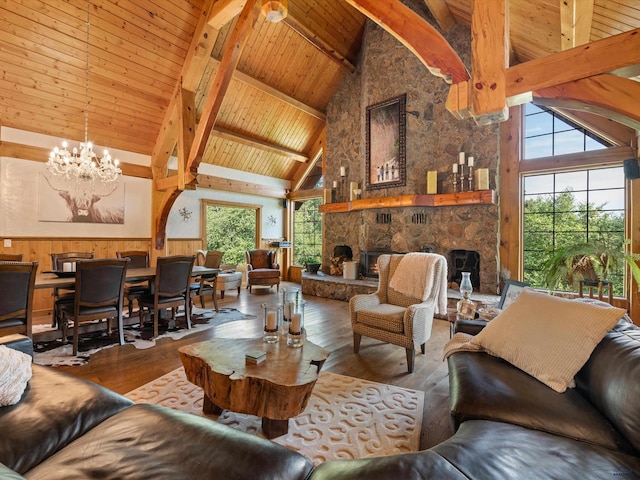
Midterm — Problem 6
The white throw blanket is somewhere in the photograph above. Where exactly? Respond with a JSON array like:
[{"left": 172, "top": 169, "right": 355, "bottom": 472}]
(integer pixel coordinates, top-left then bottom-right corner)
[
  {"left": 0, "top": 345, "right": 32, "bottom": 406},
  {"left": 388, "top": 253, "right": 448, "bottom": 314}
]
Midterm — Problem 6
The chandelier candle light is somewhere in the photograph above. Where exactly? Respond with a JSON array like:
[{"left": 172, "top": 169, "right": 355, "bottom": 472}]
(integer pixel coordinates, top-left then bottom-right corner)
[{"left": 46, "top": 1, "right": 121, "bottom": 186}]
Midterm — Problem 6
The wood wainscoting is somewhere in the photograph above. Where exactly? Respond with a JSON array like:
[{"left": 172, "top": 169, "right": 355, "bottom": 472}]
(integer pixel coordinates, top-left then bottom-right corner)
[{"left": 0, "top": 237, "right": 204, "bottom": 315}]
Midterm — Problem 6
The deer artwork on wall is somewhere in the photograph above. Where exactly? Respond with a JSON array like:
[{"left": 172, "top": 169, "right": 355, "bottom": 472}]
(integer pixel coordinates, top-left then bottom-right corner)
[{"left": 40, "top": 173, "right": 125, "bottom": 224}]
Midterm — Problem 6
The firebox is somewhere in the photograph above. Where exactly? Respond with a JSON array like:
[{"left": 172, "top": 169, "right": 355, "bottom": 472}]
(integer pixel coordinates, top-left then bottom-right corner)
[
  {"left": 359, "top": 251, "right": 391, "bottom": 278},
  {"left": 448, "top": 250, "right": 480, "bottom": 289}
]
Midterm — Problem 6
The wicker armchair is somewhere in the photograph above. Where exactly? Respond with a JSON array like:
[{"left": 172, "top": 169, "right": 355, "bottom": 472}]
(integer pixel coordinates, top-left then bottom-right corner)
[{"left": 349, "top": 253, "right": 448, "bottom": 373}]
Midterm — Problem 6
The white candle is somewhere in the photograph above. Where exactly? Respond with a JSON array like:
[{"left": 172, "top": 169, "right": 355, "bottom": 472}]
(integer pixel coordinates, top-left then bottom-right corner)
[
  {"left": 266, "top": 311, "right": 277, "bottom": 330},
  {"left": 332, "top": 180, "right": 337, "bottom": 188},
  {"left": 452, "top": 163, "right": 458, "bottom": 173},
  {"left": 340, "top": 166, "right": 346, "bottom": 177},
  {"left": 291, "top": 313, "right": 302, "bottom": 333},
  {"left": 468, "top": 156, "right": 474, "bottom": 167},
  {"left": 63, "top": 263, "right": 72, "bottom": 272},
  {"left": 459, "top": 152, "right": 465, "bottom": 165}
]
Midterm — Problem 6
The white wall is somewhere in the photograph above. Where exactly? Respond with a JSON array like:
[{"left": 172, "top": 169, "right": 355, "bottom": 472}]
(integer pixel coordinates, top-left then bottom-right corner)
[
  {"left": 166, "top": 162, "right": 289, "bottom": 241},
  {"left": 0, "top": 128, "right": 151, "bottom": 237},
  {"left": 1, "top": 128, "right": 289, "bottom": 240}
]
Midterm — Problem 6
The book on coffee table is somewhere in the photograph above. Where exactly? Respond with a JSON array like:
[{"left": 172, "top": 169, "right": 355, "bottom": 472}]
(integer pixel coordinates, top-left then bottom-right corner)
[{"left": 245, "top": 350, "right": 267, "bottom": 365}]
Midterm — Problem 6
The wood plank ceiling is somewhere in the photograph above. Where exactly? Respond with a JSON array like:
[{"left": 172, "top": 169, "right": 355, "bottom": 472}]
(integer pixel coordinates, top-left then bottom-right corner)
[{"left": 0, "top": 0, "right": 638, "bottom": 182}]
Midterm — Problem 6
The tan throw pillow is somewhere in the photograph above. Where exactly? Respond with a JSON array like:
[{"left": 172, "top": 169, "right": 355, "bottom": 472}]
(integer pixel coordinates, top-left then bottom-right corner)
[{"left": 470, "top": 288, "right": 626, "bottom": 393}]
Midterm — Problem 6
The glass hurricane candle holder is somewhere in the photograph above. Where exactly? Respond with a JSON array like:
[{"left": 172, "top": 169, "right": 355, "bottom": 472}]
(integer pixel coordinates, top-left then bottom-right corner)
[
  {"left": 262, "top": 303, "right": 282, "bottom": 343},
  {"left": 281, "top": 287, "right": 301, "bottom": 335},
  {"left": 287, "top": 301, "right": 305, "bottom": 348}
]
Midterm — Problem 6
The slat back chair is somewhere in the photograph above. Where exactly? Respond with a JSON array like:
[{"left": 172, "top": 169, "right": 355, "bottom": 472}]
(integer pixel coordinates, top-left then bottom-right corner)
[
  {"left": 0, "top": 261, "right": 38, "bottom": 338},
  {"left": 60, "top": 258, "right": 129, "bottom": 356},
  {"left": 138, "top": 255, "right": 196, "bottom": 338}
]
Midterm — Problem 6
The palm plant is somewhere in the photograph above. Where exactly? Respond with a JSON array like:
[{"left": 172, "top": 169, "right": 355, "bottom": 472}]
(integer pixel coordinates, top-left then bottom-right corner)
[{"left": 542, "top": 241, "right": 622, "bottom": 292}]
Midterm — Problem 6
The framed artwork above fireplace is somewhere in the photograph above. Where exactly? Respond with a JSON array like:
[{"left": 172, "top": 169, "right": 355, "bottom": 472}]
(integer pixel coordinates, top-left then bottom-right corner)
[{"left": 365, "top": 94, "right": 406, "bottom": 191}]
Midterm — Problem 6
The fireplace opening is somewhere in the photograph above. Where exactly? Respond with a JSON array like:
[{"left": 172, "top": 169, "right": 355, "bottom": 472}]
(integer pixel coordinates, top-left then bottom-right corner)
[
  {"left": 359, "top": 250, "right": 391, "bottom": 278},
  {"left": 448, "top": 250, "right": 480, "bottom": 289}
]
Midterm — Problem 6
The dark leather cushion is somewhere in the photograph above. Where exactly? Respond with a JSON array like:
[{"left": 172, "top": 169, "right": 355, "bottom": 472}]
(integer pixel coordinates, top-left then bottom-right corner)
[
  {"left": 575, "top": 319, "right": 640, "bottom": 453},
  {"left": 447, "top": 350, "right": 635, "bottom": 453},
  {"left": 310, "top": 450, "right": 468, "bottom": 480},
  {"left": 431, "top": 420, "right": 640, "bottom": 480},
  {"left": 0, "top": 365, "right": 133, "bottom": 474},
  {"left": 25, "top": 404, "right": 314, "bottom": 480}
]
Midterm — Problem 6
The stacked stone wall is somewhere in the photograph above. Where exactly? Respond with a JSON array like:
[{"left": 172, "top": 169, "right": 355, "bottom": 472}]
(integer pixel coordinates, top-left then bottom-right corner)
[{"left": 324, "top": 0, "right": 500, "bottom": 294}]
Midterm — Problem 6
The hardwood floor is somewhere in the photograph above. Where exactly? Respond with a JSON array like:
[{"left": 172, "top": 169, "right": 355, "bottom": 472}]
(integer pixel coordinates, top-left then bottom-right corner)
[{"left": 38, "top": 281, "right": 455, "bottom": 450}]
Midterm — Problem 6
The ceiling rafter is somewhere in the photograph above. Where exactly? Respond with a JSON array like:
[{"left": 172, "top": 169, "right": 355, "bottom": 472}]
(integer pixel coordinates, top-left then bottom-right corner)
[
  {"left": 422, "top": 0, "right": 455, "bottom": 32},
  {"left": 282, "top": 15, "right": 357, "bottom": 73}
]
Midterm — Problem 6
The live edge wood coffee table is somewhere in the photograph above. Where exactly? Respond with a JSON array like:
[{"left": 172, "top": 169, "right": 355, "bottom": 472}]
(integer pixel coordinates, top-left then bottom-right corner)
[{"left": 179, "top": 336, "right": 330, "bottom": 439}]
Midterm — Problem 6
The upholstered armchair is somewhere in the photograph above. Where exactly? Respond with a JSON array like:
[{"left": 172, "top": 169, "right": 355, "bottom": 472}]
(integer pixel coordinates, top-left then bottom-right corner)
[
  {"left": 349, "top": 253, "right": 448, "bottom": 373},
  {"left": 245, "top": 249, "right": 280, "bottom": 293}
]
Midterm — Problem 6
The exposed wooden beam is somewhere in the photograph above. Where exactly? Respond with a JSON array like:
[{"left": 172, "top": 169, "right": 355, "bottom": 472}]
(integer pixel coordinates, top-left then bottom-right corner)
[
  {"left": 288, "top": 188, "right": 324, "bottom": 201},
  {"left": 178, "top": 87, "right": 197, "bottom": 190},
  {"left": 196, "top": 173, "right": 287, "bottom": 198},
  {"left": 506, "top": 28, "right": 640, "bottom": 100},
  {"left": 291, "top": 127, "right": 325, "bottom": 191},
  {"left": 470, "top": 0, "right": 509, "bottom": 124},
  {"left": 210, "top": 57, "right": 326, "bottom": 121},
  {"left": 344, "top": 0, "right": 469, "bottom": 84},
  {"left": 186, "top": 0, "right": 260, "bottom": 178},
  {"left": 155, "top": 175, "right": 178, "bottom": 191},
  {"left": 0, "top": 141, "right": 152, "bottom": 179},
  {"left": 150, "top": 0, "right": 222, "bottom": 175},
  {"left": 560, "top": 0, "right": 594, "bottom": 50},
  {"left": 533, "top": 74, "right": 640, "bottom": 130},
  {"left": 206, "top": 0, "right": 247, "bottom": 29},
  {"left": 422, "top": 0, "right": 455, "bottom": 32},
  {"left": 212, "top": 127, "right": 308, "bottom": 162},
  {"left": 282, "top": 14, "right": 357, "bottom": 73}
]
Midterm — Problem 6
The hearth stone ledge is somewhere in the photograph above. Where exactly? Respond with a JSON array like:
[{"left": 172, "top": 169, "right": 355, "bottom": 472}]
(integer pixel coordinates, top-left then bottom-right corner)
[{"left": 301, "top": 272, "right": 500, "bottom": 313}]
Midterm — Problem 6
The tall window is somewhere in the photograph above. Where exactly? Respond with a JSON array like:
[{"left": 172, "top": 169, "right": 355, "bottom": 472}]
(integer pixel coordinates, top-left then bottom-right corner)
[
  {"left": 293, "top": 198, "right": 322, "bottom": 264},
  {"left": 521, "top": 104, "right": 625, "bottom": 296},
  {"left": 204, "top": 203, "right": 257, "bottom": 265}
]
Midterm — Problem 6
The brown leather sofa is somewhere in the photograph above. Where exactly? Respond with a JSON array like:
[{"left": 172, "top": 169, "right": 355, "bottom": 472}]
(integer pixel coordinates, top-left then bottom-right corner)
[
  {"left": 3, "top": 318, "right": 640, "bottom": 479},
  {"left": 0, "top": 335, "right": 313, "bottom": 480},
  {"left": 311, "top": 318, "right": 640, "bottom": 479}
]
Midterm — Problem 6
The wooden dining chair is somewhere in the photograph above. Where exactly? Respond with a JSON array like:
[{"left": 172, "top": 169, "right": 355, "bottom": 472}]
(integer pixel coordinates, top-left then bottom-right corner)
[
  {"left": 59, "top": 258, "right": 129, "bottom": 356},
  {"left": 0, "top": 261, "right": 38, "bottom": 338},
  {"left": 116, "top": 250, "right": 151, "bottom": 317},
  {"left": 138, "top": 255, "right": 196, "bottom": 338},
  {"left": 0, "top": 253, "right": 24, "bottom": 261},
  {"left": 51, "top": 252, "right": 95, "bottom": 328}
]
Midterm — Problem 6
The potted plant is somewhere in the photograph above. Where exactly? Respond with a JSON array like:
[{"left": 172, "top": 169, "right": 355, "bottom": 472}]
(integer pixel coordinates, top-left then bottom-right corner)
[
  {"left": 304, "top": 257, "right": 322, "bottom": 274},
  {"left": 542, "top": 240, "right": 623, "bottom": 292}
]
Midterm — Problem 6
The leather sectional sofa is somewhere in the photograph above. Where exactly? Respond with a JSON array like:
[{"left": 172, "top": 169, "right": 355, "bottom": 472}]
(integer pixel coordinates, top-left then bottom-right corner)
[{"left": 2, "top": 318, "right": 640, "bottom": 479}]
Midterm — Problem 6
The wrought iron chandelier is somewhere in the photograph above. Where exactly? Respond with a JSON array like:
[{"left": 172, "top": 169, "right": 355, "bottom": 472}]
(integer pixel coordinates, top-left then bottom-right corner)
[{"left": 46, "top": 0, "right": 121, "bottom": 185}]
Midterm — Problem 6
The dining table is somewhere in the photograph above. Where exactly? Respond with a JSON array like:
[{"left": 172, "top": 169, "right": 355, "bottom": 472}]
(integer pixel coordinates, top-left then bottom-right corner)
[{"left": 35, "top": 265, "right": 221, "bottom": 290}]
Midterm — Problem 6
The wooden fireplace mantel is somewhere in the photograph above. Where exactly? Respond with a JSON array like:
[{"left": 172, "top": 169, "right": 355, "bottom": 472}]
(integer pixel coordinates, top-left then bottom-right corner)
[{"left": 318, "top": 190, "right": 496, "bottom": 213}]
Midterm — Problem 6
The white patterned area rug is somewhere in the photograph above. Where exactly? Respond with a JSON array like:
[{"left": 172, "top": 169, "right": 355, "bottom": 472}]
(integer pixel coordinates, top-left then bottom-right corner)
[
  {"left": 125, "top": 368, "right": 424, "bottom": 465},
  {"left": 33, "top": 308, "right": 256, "bottom": 367}
]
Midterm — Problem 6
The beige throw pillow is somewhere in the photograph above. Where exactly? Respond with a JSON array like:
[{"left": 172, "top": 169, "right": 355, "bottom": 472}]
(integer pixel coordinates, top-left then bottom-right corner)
[{"left": 470, "top": 288, "right": 626, "bottom": 393}]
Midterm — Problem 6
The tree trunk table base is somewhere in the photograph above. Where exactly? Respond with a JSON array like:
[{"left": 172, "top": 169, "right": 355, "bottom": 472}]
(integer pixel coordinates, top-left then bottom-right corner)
[{"left": 179, "top": 336, "right": 330, "bottom": 439}]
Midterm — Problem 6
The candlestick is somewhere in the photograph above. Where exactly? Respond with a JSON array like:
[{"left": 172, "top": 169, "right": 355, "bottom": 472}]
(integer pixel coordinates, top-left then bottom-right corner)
[
  {"left": 459, "top": 152, "right": 465, "bottom": 165},
  {"left": 452, "top": 172, "right": 458, "bottom": 193},
  {"left": 468, "top": 165, "right": 474, "bottom": 191},
  {"left": 340, "top": 166, "right": 346, "bottom": 177}
]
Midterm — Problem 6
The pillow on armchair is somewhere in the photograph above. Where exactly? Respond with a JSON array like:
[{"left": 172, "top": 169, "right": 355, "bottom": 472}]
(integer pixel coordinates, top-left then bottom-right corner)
[{"left": 469, "top": 288, "right": 626, "bottom": 392}]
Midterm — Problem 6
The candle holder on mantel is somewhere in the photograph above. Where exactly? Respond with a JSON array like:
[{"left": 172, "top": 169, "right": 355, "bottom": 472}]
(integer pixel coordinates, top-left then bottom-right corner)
[
  {"left": 452, "top": 171, "right": 459, "bottom": 193},
  {"left": 262, "top": 303, "right": 282, "bottom": 343}
]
